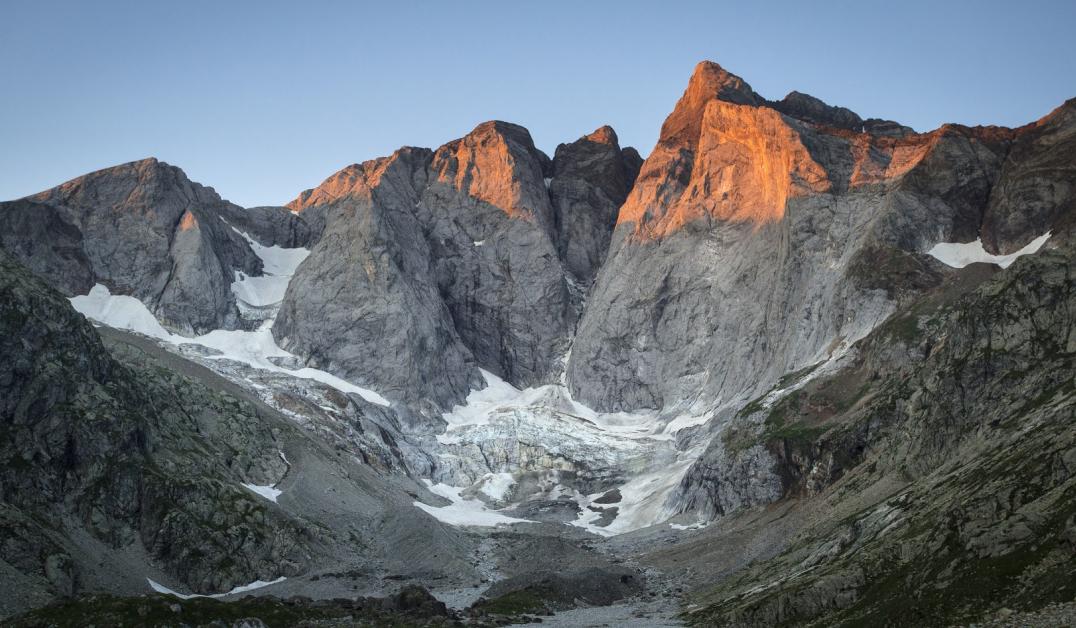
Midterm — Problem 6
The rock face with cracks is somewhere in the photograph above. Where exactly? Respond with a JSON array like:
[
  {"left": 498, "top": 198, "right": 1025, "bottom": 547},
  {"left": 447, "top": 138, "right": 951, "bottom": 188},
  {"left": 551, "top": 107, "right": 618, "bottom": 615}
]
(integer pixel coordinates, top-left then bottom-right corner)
[
  {"left": 566, "top": 61, "right": 1070, "bottom": 415},
  {"left": 275, "top": 120, "right": 641, "bottom": 412}
]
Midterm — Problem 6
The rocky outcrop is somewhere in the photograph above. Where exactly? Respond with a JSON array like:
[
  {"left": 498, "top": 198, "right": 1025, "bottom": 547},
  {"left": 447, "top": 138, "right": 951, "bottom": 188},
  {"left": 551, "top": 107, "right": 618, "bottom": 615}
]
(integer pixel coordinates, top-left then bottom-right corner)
[
  {"left": 982, "top": 99, "right": 1076, "bottom": 252},
  {"left": 549, "top": 126, "right": 642, "bottom": 284},
  {"left": 770, "top": 90, "right": 914, "bottom": 136},
  {"left": 0, "top": 199, "right": 95, "bottom": 296},
  {"left": 216, "top": 203, "right": 315, "bottom": 249},
  {"left": 0, "top": 248, "right": 310, "bottom": 597}
]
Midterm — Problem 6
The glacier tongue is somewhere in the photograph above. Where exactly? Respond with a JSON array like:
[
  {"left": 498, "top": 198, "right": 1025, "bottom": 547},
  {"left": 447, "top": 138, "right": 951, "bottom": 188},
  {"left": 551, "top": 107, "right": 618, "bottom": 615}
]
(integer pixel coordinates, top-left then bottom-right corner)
[
  {"left": 427, "top": 369, "right": 707, "bottom": 535},
  {"left": 412, "top": 480, "right": 532, "bottom": 528}
]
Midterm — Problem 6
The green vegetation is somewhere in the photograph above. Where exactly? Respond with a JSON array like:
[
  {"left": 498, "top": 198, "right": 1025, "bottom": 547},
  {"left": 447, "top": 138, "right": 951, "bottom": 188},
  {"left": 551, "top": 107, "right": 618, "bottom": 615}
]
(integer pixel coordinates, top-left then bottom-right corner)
[{"left": 474, "top": 588, "right": 551, "bottom": 616}]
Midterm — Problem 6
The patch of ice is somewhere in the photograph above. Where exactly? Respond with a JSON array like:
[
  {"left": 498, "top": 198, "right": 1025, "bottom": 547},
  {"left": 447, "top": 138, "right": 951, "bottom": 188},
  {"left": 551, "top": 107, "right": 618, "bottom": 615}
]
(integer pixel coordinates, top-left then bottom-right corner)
[
  {"left": 544, "top": 177, "right": 552, "bottom": 189},
  {"left": 477, "top": 472, "right": 515, "bottom": 501},
  {"left": 242, "top": 483, "right": 283, "bottom": 503},
  {"left": 70, "top": 285, "right": 175, "bottom": 341},
  {"left": 473, "top": 240, "right": 485, "bottom": 246},
  {"left": 227, "top": 226, "right": 310, "bottom": 312},
  {"left": 927, "top": 232, "right": 1051, "bottom": 269},
  {"left": 413, "top": 480, "right": 531, "bottom": 528},
  {"left": 69, "top": 286, "right": 390, "bottom": 407},
  {"left": 669, "top": 521, "right": 708, "bottom": 531},
  {"left": 441, "top": 370, "right": 665, "bottom": 442},
  {"left": 147, "top": 576, "right": 286, "bottom": 599}
]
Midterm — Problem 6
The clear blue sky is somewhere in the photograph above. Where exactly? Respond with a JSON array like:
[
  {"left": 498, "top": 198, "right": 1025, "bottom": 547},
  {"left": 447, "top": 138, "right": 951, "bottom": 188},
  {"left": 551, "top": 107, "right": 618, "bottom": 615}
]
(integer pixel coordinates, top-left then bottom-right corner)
[{"left": 2, "top": 0, "right": 1075, "bottom": 207}]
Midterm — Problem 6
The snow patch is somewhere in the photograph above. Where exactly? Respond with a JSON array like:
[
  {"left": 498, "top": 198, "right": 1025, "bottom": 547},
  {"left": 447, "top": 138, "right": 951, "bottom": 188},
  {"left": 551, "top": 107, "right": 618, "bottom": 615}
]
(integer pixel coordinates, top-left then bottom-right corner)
[
  {"left": 69, "top": 285, "right": 390, "bottom": 407},
  {"left": 413, "top": 480, "right": 531, "bottom": 528},
  {"left": 147, "top": 576, "right": 286, "bottom": 599},
  {"left": 231, "top": 272, "right": 292, "bottom": 308},
  {"left": 476, "top": 472, "right": 515, "bottom": 501},
  {"left": 927, "top": 232, "right": 1051, "bottom": 269},
  {"left": 70, "top": 285, "right": 175, "bottom": 341},
  {"left": 441, "top": 370, "right": 665, "bottom": 442},
  {"left": 669, "top": 521, "right": 708, "bottom": 531},
  {"left": 227, "top": 226, "right": 310, "bottom": 313},
  {"left": 242, "top": 483, "right": 283, "bottom": 503},
  {"left": 229, "top": 226, "right": 310, "bottom": 276}
]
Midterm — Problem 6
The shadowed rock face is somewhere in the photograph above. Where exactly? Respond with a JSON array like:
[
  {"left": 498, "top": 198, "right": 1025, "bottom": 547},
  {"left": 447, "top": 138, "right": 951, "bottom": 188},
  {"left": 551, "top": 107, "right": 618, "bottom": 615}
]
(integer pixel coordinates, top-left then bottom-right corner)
[
  {"left": 982, "top": 99, "right": 1076, "bottom": 252},
  {"left": 0, "top": 248, "right": 308, "bottom": 597},
  {"left": 273, "top": 147, "right": 482, "bottom": 415},
  {"left": 0, "top": 158, "right": 265, "bottom": 333},
  {"left": 770, "top": 90, "right": 914, "bottom": 136},
  {"left": 549, "top": 126, "right": 642, "bottom": 284},
  {"left": 567, "top": 61, "right": 1075, "bottom": 412}
]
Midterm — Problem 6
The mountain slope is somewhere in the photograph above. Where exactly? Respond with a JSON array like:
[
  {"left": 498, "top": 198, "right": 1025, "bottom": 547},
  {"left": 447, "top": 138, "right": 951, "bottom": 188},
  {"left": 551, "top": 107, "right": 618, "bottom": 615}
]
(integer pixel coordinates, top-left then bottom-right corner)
[
  {"left": 680, "top": 239, "right": 1076, "bottom": 626},
  {"left": 0, "top": 58, "right": 1074, "bottom": 627},
  {"left": 567, "top": 61, "right": 1063, "bottom": 415},
  {"left": 0, "top": 248, "right": 310, "bottom": 613}
]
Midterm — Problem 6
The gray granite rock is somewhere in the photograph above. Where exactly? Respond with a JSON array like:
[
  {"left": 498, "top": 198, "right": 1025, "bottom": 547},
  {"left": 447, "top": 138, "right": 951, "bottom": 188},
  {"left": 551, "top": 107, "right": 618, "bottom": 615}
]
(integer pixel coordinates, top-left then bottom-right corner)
[
  {"left": 276, "top": 121, "right": 582, "bottom": 411},
  {"left": 2, "top": 158, "right": 263, "bottom": 333},
  {"left": 549, "top": 125, "right": 641, "bottom": 285}
]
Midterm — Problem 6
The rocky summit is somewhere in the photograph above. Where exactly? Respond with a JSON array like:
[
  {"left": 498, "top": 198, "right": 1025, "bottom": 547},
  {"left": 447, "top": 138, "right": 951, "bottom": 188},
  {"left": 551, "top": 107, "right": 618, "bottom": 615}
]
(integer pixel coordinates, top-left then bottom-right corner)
[{"left": 2, "top": 60, "right": 1075, "bottom": 627}]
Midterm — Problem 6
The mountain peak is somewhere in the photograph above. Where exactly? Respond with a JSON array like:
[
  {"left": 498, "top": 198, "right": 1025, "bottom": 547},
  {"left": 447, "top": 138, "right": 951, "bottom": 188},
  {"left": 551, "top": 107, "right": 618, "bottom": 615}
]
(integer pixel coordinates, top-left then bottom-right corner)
[
  {"left": 689, "top": 61, "right": 756, "bottom": 98},
  {"left": 658, "top": 61, "right": 760, "bottom": 149},
  {"left": 584, "top": 125, "right": 620, "bottom": 146},
  {"left": 467, "top": 120, "right": 537, "bottom": 147}
]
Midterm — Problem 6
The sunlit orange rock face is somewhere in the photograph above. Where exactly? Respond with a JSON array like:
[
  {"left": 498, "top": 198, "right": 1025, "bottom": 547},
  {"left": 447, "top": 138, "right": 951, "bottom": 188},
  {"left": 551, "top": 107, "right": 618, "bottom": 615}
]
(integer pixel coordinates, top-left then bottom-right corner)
[
  {"left": 288, "top": 122, "right": 550, "bottom": 226},
  {"left": 177, "top": 209, "right": 199, "bottom": 231},
  {"left": 287, "top": 152, "right": 408, "bottom": 211},
  {"left": 618, "top": 61, "right": 832, "bottom": 238},
  {"left": 625, "top": 100, "right": 831, "bottom": 236},
  {"left": 615, "top": 61, "right": 999, "bottom": 240},
  {"left": 429, "top": 121, "right": 549, "bottom": 222}
]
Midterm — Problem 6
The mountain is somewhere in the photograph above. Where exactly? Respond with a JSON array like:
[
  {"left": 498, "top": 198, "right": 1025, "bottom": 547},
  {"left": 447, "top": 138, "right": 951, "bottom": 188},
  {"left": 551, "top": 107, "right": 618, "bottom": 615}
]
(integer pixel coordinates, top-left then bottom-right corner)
[
  {"left": 566, "top": 61, "right": 1071, "bottom": 414},
  {"left": 0, "top": 159, "right": 268, "bottom": 333},
  {"left": 277, "top": 120, "right": 640, "bottom": 413},
  {"left": 1, "top": 60, "right": 1074, "bottom": 626}
]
